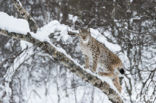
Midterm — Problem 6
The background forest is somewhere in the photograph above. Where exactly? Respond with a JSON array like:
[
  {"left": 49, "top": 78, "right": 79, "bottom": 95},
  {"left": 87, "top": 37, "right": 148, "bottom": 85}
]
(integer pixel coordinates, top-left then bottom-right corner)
[{"left": 0, "top": 0, "right": 156, "bottom": 103}]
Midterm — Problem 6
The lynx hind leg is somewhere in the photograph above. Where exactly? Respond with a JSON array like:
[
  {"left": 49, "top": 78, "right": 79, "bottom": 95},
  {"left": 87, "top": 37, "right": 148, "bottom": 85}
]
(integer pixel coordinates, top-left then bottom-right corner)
[
  {"left": 84, "top": 55, "right": 89, "bottom": 69},
  {"left": 113, "top": 76, "right": 122, "bottom": 93},
  {"left": 98, "top": 71, "right": 122, "bottom": 92}
]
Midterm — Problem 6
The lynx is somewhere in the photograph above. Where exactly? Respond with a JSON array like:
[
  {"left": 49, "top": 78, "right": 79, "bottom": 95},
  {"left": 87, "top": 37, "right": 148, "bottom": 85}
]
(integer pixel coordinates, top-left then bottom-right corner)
[{"left": 78, "top": 28, "right": 125, "bottom": 92}]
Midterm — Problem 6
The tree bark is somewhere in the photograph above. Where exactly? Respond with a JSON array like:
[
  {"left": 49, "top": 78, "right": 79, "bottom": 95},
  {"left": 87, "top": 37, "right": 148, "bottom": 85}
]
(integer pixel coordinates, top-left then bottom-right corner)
[{"left": 12, "top": 0, "right": 38, "bottom": 33}]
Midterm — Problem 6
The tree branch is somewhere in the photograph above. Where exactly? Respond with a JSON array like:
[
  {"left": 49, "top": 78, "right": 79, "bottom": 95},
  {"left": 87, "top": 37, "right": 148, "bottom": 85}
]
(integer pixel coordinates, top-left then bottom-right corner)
[
  {"left": 12, "top": 0, "right": 38, "bottom": 33},
  {"left": 0, "top": 28, "right": 123, "bottom": 103}
]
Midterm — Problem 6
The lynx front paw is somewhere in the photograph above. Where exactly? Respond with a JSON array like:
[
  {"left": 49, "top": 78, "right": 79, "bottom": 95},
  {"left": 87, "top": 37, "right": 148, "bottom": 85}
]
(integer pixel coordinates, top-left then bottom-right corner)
[{"left": 117, "top": 86, "right": 122, "bottom": 93}]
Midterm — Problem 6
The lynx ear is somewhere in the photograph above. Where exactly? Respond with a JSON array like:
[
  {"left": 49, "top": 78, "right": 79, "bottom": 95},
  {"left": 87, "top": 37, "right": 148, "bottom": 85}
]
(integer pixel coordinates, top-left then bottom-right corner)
[
  {"left": 87, "top": 28, "right": 91, "bottom": 36},
  {"left": 79, "top": 28, "right": 89, "bottom": 33},
  {"left": 87, "top": 28, "right": 90, "bottom": 33}
]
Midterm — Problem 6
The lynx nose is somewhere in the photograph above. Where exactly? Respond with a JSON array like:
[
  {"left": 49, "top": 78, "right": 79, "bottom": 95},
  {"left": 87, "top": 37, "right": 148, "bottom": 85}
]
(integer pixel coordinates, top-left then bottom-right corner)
[{"left": 83, "top": 37, "right": 86, "bottom": 39}]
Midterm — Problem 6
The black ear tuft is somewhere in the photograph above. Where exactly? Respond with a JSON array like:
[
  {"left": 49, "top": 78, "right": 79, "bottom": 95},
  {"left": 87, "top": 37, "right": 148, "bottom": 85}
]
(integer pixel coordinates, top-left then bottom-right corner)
[{"left": 119, "top": 68, "right": 125, "bottom": 74}]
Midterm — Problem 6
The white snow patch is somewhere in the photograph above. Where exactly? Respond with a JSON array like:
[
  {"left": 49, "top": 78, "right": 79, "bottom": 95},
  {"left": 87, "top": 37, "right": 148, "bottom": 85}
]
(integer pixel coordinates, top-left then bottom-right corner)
[
  {"left": 35, "top": 20, "right": 72, "bottom": 42},
  {"left": 4, "top": 48, "right": 34, "bottom": 82},
  {"left": 68, "top": 14, "right": 78, "bottom": 23},
  {"left": 2, "top": 48, "right": 34, "bottom": 103},
  {"left": 0, "top": 12, "right": 30, "bottom": 34},
  {"left": 20, "top": 40, "right": 33, "bottom": 50}
]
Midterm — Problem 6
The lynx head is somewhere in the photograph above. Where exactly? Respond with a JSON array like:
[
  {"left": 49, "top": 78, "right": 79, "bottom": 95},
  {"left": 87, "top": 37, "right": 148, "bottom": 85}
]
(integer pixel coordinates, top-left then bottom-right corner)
[{"left": 78, "top": 28, "right": 91, "bottom": 42}]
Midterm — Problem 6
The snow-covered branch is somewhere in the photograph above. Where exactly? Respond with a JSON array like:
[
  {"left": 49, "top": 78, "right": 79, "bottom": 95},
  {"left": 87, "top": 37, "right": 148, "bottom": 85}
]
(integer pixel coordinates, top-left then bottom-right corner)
[
  {"left": 12, "top": 0, "right": 38, "bottom": 33},
  {"left": 0, "top": 28, "right": 123, "bottom": 103}
]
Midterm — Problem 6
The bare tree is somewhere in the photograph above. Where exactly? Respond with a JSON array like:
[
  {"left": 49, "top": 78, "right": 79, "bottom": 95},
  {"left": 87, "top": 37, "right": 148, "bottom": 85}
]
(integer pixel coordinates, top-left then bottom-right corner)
[{"left": 0, "top": 0, "right": 123, "bottom": 103}]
